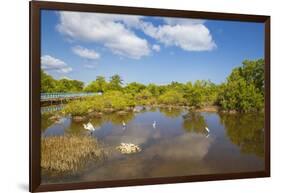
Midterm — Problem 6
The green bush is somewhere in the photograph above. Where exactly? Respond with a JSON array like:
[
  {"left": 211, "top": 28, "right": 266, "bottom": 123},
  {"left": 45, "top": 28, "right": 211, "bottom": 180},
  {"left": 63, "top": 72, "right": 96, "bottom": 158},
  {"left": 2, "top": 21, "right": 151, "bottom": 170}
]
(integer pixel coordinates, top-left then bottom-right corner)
[
  {"left": 158, "top": 90, "right": 185, "bottom": 105},
  {"left": 63, "top": 100, "right": 91, "bottom": 116},
  {"left": 218, "top": 59, "right": 264, "bottom": 112}
]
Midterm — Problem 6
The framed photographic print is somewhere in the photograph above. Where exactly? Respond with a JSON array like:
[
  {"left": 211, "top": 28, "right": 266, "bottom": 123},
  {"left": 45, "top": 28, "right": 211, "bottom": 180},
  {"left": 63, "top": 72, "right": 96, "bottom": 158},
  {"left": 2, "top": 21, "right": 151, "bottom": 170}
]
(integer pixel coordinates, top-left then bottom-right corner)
[{"left": 30, "top": 1, "right": 270, "bottom": 192}]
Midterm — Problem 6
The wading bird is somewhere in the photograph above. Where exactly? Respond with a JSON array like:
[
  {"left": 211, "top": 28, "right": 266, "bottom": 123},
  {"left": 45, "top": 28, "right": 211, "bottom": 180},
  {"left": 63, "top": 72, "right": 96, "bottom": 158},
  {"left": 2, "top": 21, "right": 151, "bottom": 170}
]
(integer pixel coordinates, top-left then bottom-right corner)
[
  {"left": 83, "top": 122, "right": 95, "bottom": 135},
  {"left": 205, "top": 127, "right": 210, "bottom": 133},
  {"left": 122, "top": 121, "right": 127, "bottom": 129},
  {"left": 152, "top": 121, "right": 156, "bottom": 128}
]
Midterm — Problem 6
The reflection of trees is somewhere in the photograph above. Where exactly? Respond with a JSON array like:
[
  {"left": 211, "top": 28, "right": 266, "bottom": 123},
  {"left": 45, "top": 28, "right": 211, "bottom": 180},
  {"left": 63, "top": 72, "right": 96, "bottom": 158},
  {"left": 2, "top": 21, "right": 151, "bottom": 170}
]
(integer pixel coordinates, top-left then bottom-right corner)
[
  {"left": 64, "top": 112, "right": 136, "bottom": 135},
  {"left": 219, "top": 113, "right": 264, "bottom": 157},
  {"left": 41, "top": 113, "right": 55, "bottom": 132},
  {"left": 90, "top": 112, "right": 135, "bottom": 126},
  {"left": 105, "top": 112, "right": 135, "bottom": 125},
  {"left": 65, "top": 121, "right": 85, "bottom": 135},
  {"left": 182, "top": 112, "right": 207, "bottom": 134},
  {"left": 89, "top": 116, "right": 104, "bottom": 128},
  {"left": 146, "top": 106, "right": 157, "bottom": 112},
  {"left": 159, "top": 107, "right": 182, "bottom": 118}
]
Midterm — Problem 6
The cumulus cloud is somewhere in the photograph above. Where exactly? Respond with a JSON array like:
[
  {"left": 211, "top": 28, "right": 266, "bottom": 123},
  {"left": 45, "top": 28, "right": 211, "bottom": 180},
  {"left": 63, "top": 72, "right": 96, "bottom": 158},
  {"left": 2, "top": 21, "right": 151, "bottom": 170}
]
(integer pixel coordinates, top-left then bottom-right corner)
[
  {"left": 141, "top": 19, "right": 216, "bottom": 51},
  {"left": 41, "top": 55, "right": 72, "bottom": 73},
  {"left": 152, "top": 44, "right": 161, "bottom": 52},
  {"left": 56, "top": 11, "right": 216, "bottom": 58},
  {"left": 57, "top": 11, "right": 150, "bottom": 59},
  {"left": 72, "top": 46, "right": 100, "bottom": 60}
]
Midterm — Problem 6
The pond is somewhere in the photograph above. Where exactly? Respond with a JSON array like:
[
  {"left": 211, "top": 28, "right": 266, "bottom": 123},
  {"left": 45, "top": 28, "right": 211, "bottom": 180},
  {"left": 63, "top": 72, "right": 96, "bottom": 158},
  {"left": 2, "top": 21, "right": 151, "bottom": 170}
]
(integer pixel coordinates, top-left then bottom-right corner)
[{"left": 41, "top": 107, "right": 265, "bottom": 184}]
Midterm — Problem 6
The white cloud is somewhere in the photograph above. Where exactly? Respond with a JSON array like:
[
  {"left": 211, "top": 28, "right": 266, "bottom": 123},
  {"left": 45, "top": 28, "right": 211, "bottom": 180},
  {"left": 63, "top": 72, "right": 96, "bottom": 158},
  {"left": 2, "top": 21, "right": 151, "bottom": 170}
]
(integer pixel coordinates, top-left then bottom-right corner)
[
  {"left": 41, "top": 55, "right": 72, "bottom": 73},
  {"left": 163, "top": 18, "right": 205, "bottom": 25},
  {"left": 141, "top": 20, "right": 216, "bottom": 51},
  {"left": 72, "top": 46, "right": 100, "bottom": 60},
  {"left": 56, "top": 11, "right": 216, "bottom": 58},
  {"left": 57, "top": 12, "right": 150, "bottom": 59},
  {"left": 152, "top": 44, "right": 161, "bottom": 52}
]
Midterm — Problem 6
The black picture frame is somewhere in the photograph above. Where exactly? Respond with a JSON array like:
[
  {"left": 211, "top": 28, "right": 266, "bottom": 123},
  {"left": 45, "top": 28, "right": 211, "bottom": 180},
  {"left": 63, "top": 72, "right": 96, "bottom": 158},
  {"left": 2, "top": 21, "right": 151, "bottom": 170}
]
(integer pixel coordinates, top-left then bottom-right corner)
[{"left": 30, "top": 1, "right": 270, "bottom": 192}]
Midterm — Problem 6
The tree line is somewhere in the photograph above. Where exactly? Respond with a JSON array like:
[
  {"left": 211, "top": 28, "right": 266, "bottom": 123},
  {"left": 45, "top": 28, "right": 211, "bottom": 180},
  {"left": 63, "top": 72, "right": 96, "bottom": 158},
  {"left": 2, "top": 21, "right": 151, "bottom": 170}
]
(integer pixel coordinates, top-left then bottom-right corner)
[{"left": 41, "top": 59, "right": 264, "bottom": 112}]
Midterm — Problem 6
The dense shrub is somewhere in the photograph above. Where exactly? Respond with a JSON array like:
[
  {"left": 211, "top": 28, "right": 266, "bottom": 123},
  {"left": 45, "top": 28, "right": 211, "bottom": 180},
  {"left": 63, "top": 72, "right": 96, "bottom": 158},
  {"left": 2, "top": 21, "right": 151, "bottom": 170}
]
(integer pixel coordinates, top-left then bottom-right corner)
[{"left": 217, "top": 59, "right": 264, "bottom": 112}]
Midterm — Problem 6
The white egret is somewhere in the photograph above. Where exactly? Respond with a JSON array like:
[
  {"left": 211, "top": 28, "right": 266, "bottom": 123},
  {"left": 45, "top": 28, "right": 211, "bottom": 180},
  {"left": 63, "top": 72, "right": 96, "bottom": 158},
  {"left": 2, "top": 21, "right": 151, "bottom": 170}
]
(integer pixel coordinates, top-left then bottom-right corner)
[
  {"left": 152, "top": 121, "right": 156, "bottom": 128},
  {"left": 122, "top": 121, "right": 127, "bottom": 130},
  {"left": 83, "top": 122, "right": 95, "bottom": 135},
  {"left": 205, "top": 127, "right": 210, "bottom": 133}
]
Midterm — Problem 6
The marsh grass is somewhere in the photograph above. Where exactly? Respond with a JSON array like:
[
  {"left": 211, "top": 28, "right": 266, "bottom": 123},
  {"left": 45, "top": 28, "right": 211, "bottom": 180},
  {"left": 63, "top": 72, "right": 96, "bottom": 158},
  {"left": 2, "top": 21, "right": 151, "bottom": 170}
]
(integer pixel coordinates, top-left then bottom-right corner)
[{"left": 41, "top": 135, "right": 105, "bottom": 173}]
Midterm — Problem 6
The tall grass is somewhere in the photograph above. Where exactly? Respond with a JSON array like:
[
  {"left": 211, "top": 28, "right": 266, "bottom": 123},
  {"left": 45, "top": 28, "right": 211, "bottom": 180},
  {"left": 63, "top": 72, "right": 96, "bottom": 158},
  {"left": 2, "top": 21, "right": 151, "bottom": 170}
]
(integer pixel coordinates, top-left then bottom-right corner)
[{"left": 41, "top": 135, "right": 105, "bottom": 173}]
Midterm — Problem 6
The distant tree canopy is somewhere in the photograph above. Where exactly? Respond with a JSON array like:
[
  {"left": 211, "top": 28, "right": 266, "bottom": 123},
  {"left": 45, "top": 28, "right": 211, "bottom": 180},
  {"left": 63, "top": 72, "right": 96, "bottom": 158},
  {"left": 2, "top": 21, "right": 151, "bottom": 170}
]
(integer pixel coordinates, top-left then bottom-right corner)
[
  {"left": 41, "top": 58, "right": 265, "bottom": 112},
  {"left": 41, "top": 70, "right": 84, "bottom": 93}
]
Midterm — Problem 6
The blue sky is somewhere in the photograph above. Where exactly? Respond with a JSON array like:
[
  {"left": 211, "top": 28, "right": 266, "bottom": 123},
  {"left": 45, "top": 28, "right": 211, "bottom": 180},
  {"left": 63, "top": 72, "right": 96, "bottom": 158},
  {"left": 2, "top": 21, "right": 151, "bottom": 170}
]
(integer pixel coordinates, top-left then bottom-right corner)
[{"left": 41, "top": 10, "right": 264, "bottom": 85}]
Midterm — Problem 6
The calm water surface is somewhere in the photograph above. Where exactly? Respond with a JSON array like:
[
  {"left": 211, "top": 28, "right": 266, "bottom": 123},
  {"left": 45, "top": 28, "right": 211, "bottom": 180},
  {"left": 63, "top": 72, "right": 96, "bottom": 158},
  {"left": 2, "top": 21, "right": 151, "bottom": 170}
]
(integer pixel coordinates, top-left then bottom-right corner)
[{"left": 41, "top": 107, "right": 264, "bottom": 184}]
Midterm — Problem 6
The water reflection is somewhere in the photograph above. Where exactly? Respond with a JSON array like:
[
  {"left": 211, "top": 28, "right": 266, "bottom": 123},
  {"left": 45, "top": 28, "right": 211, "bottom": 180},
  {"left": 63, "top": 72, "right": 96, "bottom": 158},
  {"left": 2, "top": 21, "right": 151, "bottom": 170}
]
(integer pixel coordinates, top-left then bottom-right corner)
[
  {"left": 41, "top": 113, "right": 55, "bottom": 132},
  {"left": 41, "top": 104, "right": 64, "bottom": 113},
  {"left": 65, "top": 121, "right": 86, "bottom": 136},
  {"left": 144, "top": 133, "right": 213, "bottom": 161},
  {"left": 159, "top": 107, "right": 183, "bottom": 118},
  {"left": 42, "top": 116, "right": 71, "bottom": 137},
  {"left": 82, "top": 133, "right": 214, "bottom": 181},
  {"left": 41, "top": 108, "right": 265, "bottom": 184},
  {"left": 90, "top": 112, "right": 135, "bottom": 126},
  {"left": 218, "top": 112, "right": 264, "bottom": 157},
  {"left": 182, "top": 112, "right": 207, "bottom": 134}
]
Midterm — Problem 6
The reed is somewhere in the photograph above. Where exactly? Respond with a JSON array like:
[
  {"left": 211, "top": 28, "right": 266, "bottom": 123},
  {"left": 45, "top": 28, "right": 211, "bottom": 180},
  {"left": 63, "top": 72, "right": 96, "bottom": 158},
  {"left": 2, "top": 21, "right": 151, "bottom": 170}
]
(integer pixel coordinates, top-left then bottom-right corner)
[{"left": 41, "top": 135, "right": 105, "bottom": 173}]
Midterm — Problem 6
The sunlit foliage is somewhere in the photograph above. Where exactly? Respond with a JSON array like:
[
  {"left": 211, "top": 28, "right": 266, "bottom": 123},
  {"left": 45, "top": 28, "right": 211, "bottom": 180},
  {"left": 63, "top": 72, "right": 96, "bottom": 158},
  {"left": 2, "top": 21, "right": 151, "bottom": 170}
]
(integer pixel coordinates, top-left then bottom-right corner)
[
  {"left": 217, "top": 59, "right": 264, "bottom": 112},
  {"left": 42, "top": 58, "right": 264, "bottom": 112}
]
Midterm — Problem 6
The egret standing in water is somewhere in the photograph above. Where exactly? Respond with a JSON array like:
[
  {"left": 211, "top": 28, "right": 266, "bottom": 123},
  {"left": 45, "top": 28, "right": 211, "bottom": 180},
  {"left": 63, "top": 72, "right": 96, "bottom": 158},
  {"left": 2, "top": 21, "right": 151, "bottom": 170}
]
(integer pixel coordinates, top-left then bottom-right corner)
[
  {"left": 83, "top": 122, "right": 95, "bottom": 135},
  {"left": 122, "top": 121, "right": 126, "bottom": 130},
  {"left": 205, "top": 127, "right": 210, "bottom": 138},
  {"left": 152, "top": 121, "right": 156, "bottom": 128}
]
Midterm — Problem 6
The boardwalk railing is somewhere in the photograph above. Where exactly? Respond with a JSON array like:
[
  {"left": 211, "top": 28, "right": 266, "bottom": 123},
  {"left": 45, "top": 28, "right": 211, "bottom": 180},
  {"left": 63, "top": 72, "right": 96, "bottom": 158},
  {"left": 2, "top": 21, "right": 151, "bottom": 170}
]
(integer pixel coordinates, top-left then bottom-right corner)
[
  {"left": 41, "top": 104, "right": 64, "bottom": 113},
  {"left": 41, "top": 92, "right": 102, "bottom": 101}
]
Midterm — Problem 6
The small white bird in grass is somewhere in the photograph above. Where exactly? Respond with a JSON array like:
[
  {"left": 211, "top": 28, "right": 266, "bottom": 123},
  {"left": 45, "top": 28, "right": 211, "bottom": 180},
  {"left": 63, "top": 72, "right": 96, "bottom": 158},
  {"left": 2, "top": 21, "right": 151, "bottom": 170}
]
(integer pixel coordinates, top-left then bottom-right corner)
[
  {"left": 83, "top": 122, "right": 95, "bottom": 135},
  {"left": 205, "top": 126, "right": 210, "bottom": 133},
  {"left": 152, "top": 121, "right": 156, "bottom": 128}
]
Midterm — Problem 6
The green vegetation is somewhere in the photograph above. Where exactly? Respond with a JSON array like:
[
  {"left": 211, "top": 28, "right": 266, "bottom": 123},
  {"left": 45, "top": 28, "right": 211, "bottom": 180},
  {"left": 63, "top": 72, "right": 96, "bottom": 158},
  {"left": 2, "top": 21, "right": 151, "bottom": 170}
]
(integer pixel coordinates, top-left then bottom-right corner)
[
  {"left": 41, "top": 70, "right": 84, "bottom": 92},
  {"left": 41, "top": 135, "right": 105, "bottom": 172},
  {"left": 159, "top": 90, "right": 185, "bottom": 105},
  {"left": 63, "top": 91, "right": 135, "bottom": 116},
  {"left": 217, "top": 59, "right": 264, "bottom": 112},
  {"left": 42, "top": 59, "right": 264, "bottom": 114}
]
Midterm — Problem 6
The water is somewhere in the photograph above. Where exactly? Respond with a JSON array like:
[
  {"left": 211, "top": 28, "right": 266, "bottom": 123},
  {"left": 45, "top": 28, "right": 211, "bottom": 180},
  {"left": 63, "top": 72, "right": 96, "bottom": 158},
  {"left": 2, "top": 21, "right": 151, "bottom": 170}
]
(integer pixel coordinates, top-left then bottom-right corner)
[{"left": 41, "top": 107, "right": 264, "bottom": 184}]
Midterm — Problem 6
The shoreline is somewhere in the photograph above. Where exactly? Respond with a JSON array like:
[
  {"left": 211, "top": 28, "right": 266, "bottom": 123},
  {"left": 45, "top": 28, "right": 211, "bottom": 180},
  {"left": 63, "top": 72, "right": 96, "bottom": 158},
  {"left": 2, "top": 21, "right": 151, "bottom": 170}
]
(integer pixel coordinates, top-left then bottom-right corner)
[{"left": 45, "top": 104, "right": 264, "bottom": 123}]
